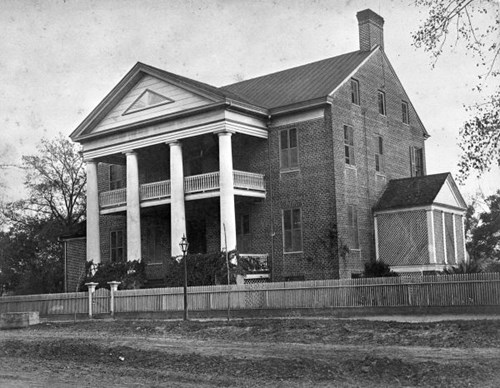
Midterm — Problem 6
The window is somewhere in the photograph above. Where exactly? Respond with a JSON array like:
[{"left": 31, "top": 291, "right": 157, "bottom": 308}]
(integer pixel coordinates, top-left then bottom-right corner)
[
  {"left": 410, "top": 146, "right": 424, "bottom": 177},
  {"left": 378, "top": 91, "right": 386, "bottom": 115},
  {"left": 402, "top": 101, "right": 409, "bottom": 124},
  {"left": 109, "top": 164, "right": 125, "bottom": 190},
  {"left": 375, "top": 136, "right": 384, "bottom": 173},
  {"left": 351, "top": 79, "right": 360, "bottom": 105},
  {"left": 280, "top": 128, "right": 299, "bottom": 170},
  {"left": 344, "top": 125, "right": 355, "bottom": 165},
  {"left": 347, "top": 205, "right": 359, "bottom": 249},
  {"left": 236, "top": 214, "right": 251, "bottom": 252},
  {"left": 283, "top": 208, "right": 303, "bottom": 253},
  {"left": 110, "top": 230, "right": 124, "bottom": 262}
]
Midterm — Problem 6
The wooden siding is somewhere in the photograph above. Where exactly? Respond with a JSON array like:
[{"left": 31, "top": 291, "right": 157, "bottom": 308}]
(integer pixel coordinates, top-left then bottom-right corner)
[
  {"left": 93, "top": 75, "right": 212, "bottom": 133},
  {"left": 1, "top": 273, "right": 500, "bottom": 316}
]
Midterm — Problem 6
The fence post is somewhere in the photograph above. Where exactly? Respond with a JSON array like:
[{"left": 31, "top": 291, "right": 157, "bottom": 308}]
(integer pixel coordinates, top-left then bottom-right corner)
[
  {"left": 85, "top": 282, "right": 98, "bottom": 318},
  {"left": 107, "top": 281, "right": 121, "bottom": 318}
]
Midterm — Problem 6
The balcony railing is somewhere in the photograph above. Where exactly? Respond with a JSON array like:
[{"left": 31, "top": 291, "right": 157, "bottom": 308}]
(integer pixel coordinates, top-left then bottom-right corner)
[
  {"left": 184, "top": 171, "right": 220, "bottom": 194},
  {"left": 99, "top": 170, "right": 265, "bottom": 208},
  {"left": 100, "top": 188, "right": 126, "bottom": 208},
  {"left": 141, "top": 180, "right": 171, "bottom": 201}
]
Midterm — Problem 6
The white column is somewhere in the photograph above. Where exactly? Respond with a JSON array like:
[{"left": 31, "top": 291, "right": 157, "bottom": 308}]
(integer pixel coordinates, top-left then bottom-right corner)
[
  {"left": 169, "top": 141, "right": 186, "bottom": 257},
  {"left": 218, "top": 131, "right": 237, "bottom": 251},
  {"left": 426, "top": 209, "right": 436, "bottom": 264},
  {"left": 125, "top": 151, "right": 141, "bottom": 262},
  {"left": 86, "top": 160, "right": 101, "bottom": 264},
  {"left": 374, "top": 215, "right": 379, "bottom": 261},
  {"left": 462, "top": 215, "right": 468, "bottom": 262},
  {"left": 452, "top": 214, "right": 458, "bottom": 264},
  {"left": 442, "top": 211, "right": 448, "bottom": 264}
]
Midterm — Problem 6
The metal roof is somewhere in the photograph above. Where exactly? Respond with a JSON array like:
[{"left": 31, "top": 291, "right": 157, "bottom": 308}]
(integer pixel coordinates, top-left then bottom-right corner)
[
  {"left": 220, "top": 50, "right": 373, "bottom": 109},
  {"left": 374, "top": 173, "right": 453, "bottom": 211}
]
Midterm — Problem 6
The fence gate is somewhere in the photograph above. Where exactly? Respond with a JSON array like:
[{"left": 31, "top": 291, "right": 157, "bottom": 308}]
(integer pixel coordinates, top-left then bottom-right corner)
[{"left": 93, "top": 288, "right": 110, "bottom": 315}]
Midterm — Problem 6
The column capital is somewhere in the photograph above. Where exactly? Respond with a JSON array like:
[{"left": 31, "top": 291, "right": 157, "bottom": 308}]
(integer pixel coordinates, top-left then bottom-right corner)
[
  {"left": 214, "top": 129, "right": 235, "bottom": 137},
  {"left": 123, "top": 150, "right": 137, "bottom": 156},
  {"left": 84, "top": 158, "right": 97, "bottom": 164},
  {"left": 167, "top": 140, "right": 182, "bottom": 148}
]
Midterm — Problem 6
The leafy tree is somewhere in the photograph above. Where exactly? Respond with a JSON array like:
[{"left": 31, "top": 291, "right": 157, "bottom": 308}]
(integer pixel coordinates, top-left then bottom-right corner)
[
  {"left": 0, "top": 218, "right": 64, "bottom": 294},
  {"left": 0, "top": 135, "right": 86, "bottom": 295},
  {"left": 467, "top": 190, "right": 500, "bottom": 264},
  {"left": 412, "top": 0, "right": 499, "bottom": 181},
  {"left": 2, "top": 133, "right": 86, "bottom": 228}
]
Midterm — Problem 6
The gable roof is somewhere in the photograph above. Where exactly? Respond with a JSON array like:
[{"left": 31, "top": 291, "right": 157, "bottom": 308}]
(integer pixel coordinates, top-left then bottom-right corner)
[
  {"left": 221, "top": 49, "right": 373, "bottom": 109},
  {"left": 374, "top": 173, "right": 466, "bottom": 212}
]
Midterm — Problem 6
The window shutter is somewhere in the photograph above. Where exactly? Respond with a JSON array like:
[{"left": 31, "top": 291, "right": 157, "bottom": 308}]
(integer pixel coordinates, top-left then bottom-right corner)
[{"left": 409, "top": 146, "right": 415, "bottom": 177}]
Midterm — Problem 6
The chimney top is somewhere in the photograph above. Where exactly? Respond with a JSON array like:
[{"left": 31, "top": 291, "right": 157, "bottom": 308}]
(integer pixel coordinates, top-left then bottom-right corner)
[{"left": 356, "top": 9, "right": 385, "bottom": 51}]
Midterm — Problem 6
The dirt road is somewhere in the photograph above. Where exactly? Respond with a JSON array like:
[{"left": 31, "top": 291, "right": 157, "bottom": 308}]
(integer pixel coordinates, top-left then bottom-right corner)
[{"left": 1, "top": 318, "right": 500, "bottom": 387}]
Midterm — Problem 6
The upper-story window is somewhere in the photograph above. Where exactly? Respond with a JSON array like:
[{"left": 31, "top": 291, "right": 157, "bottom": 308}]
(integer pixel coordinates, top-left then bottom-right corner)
[
  {"left": 347, "top": 205, "right": 359, "bottom": 249},
  {"left": 109, "top": 164, "right": 125, "bottom": 190},
  {"left": 344, "top": 125, "right": 355, "bottom": 166},
  {"left": 410, "top": 146, "right": 424, "bottom": 177},
  {"left": 375, "top": 135, "right": 384, "bottom": 173},
  {"left": 283, "top": 208, "right": 303, "bottom": 253},
  {"left": 351, "top": 79, "right": 360, "bottom": 105},
  {"left": 402, "top": 101, "right": 409, "bottom": 124},
  {"left": 378, "top": 91, "right": 386, "bottom": 115},
  {"left": 110, "top": 230, "right": 124, "bottom": 262},
  {"left": 280, "top": 128, "right": 299, "bottom": 170}
]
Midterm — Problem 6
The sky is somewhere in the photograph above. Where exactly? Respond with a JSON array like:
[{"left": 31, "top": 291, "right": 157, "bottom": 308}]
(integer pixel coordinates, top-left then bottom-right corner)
[{"left": 0, "top": 0, "right": 498, "bottom": 204}]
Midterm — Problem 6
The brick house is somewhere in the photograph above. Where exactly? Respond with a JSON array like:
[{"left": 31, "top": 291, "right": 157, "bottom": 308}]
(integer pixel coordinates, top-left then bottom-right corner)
[{"left": 65, "top": 9, "right": 466, "bottom": 290}]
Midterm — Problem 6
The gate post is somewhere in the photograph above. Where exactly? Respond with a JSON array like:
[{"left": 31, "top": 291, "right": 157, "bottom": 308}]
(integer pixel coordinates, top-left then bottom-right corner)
[
  {"left": 108, "top": 281, "right": 121, "bottom": 318},
  {"left": 85, "top": 282, "right": 98, "bottom": 318}
]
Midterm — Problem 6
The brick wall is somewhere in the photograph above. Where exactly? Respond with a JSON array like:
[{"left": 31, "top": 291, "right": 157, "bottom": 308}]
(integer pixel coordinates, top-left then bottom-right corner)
[{"left": 330, "top": 49, "right": 427, "bottom": 277}]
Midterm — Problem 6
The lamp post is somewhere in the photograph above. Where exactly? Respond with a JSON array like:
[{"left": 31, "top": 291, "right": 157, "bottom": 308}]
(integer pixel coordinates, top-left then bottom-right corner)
[{"left": 179, "top": 234, "right": 189, "bottom": 321}]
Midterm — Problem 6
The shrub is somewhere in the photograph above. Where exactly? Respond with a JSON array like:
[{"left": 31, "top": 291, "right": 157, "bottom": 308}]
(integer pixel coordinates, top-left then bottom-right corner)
[
  {"left": 443, "top": 260, "right": 483, "bottom": 274},
  {"left": 362, "top": 260, "right": 398, "bottom": 278},
  {"left": 79, "top": 260, "right": 146, "bottom": 290},
  {"left": 164, "top": 251, "right": 241, "bottom": 287}
]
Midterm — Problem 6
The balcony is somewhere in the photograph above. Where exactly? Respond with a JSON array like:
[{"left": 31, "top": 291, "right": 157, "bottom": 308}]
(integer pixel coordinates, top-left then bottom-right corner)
[{"left": 99, "top": 170, "right": 265, "bottom": 211}]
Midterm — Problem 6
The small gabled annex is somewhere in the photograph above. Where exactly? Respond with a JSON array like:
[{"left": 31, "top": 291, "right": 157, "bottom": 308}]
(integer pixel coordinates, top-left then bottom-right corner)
[{"left": 374, "top": 173, "right": 467, "bottom": 274}]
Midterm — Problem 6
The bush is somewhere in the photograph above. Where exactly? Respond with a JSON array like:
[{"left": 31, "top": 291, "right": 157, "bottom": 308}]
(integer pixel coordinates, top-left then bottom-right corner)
[
  {"left": 79, "top": 260, "right": 146, "bottom": 291},
  {"left": 443, "top": 260, "right": 483, "bottom": 274},
  {"left": 362, "top": 260, "right": 398, "bottom": 278},
  {"left": 164, "top": 251, "right": 241, "bottom": 287}
]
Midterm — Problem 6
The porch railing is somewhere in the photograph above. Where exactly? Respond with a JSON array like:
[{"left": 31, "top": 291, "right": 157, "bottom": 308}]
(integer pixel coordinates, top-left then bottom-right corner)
[
  {"left": 141, "top": 180, "right": 171, "bottom": 201},
  {"left": 99, "top": 170, "right": 265, "bottom": 208},
  {"left": 100, "top": 188, "right": 126, "bottom": 208},
  {"left": 233, "top": 170, "right": 265, "bottom": 191},
  {"left": 184, "top": 171, "right": 220, "bottom": 194}
]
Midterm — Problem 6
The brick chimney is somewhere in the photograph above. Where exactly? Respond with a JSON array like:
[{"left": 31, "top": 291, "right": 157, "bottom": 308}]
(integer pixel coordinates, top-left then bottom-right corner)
[{"left": 357, "top": 9, "right": 384, "bottom": 51}]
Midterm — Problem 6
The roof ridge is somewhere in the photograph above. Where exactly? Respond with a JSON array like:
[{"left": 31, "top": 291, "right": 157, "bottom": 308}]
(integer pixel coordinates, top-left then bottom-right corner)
[
  {"left": 220, "top": 49, "right": 365, "bottom": 89},
  {"left": 388, "top": 172, "right": 450, "bottom": 183}
]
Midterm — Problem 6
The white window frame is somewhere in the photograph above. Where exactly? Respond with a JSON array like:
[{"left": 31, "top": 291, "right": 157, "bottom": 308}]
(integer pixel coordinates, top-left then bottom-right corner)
[
  {"left": 279, "top": 128, "right": 299, "bottom": 170},
  {"left": 282, "top": 208, "right": 303, "bottom": 253}
]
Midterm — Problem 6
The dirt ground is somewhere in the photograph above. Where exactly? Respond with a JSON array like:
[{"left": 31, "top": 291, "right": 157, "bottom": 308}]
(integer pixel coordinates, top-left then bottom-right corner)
[{"left": 1, "top": 317, "right": 500, "bottom": 387}]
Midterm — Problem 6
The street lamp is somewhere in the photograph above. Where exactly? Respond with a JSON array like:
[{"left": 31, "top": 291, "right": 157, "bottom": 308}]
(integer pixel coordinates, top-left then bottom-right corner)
[{"left": 179, "top": 234, "right": 189, "bottom": 321}]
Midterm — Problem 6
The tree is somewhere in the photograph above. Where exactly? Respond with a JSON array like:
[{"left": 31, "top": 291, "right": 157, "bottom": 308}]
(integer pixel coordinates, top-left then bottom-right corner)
[
  {"left": 0, "top": 135, "right": 86, "bottom": 294},
  {"left": 412, "top": 0, "right": 499, "bottom": 181},
  {"left": 467, "top": 190, "right": 500, "bottom": 265},
  {"left": 2, "top": 133, "right": 86, "bottom": 228}
]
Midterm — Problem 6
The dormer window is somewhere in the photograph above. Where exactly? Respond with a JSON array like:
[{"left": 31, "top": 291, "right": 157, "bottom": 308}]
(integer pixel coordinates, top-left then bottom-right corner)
[{"left": 123, "top": 89, "right": 174, "bottom": 115}]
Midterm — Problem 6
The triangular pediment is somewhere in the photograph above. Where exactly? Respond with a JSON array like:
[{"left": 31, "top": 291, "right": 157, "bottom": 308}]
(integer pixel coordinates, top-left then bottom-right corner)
[
  {"left": 434, "top": 175, "right": 467, "bottom": 209},
  {"left": 71, "top": 62, "right": 227, "bottom": 140},
  {"left": 123, "top": 89, "right": 174, "bottom": 115},
  {"left": 91, "top": 74, "right": 215, "bottom": 134}
]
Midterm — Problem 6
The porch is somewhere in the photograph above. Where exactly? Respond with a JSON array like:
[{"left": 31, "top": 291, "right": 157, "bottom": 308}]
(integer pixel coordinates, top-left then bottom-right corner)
[{"left": 99, "top": 170, "right": 266, "bottom": 213}]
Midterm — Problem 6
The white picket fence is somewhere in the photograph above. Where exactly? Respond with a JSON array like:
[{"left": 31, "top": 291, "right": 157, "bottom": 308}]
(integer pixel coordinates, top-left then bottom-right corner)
[{"left": 1, "top": 273, "right": 499, "bottom": 316}]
